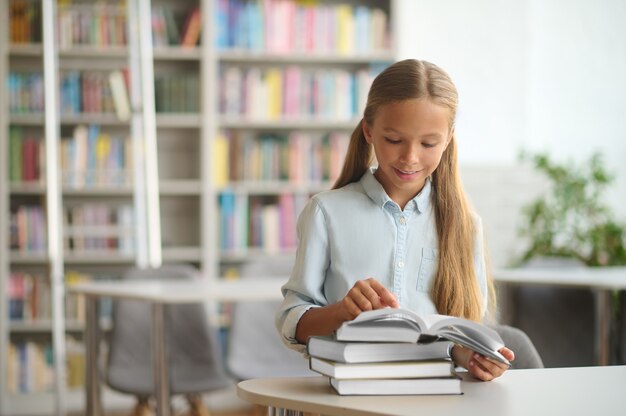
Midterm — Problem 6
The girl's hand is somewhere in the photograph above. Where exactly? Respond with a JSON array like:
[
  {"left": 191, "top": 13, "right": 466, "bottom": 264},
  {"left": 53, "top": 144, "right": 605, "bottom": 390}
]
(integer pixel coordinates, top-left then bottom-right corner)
[
  {"left": 338, "top": 278, "right": 399, "bottom": 321},
  {"left": 452, "top": 345, "right": 515, "bottom": 381}
]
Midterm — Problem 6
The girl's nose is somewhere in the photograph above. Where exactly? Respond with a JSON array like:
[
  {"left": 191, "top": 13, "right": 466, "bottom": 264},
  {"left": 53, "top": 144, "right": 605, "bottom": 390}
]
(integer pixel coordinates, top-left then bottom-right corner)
[{"left": 401, "top": 143, "right": 421, "bottom": 164}]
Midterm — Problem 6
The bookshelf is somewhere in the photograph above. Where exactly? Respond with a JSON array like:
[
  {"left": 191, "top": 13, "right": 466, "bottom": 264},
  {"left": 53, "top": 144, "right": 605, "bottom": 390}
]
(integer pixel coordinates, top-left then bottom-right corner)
[{"left": 0, "top": 0, "right": 396, "bottom": 414}]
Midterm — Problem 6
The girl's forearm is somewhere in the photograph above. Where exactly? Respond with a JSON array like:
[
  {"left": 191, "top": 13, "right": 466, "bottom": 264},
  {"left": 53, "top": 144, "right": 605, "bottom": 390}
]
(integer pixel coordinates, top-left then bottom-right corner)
[{"left": 295, "top": 302, "right": 347, "bottom": 344}]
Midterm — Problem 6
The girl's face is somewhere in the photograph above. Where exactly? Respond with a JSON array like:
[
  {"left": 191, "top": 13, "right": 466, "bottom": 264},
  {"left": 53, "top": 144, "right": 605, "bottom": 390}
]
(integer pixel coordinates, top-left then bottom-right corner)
[{"left": 363, "top": 98, "right": 452, "bottom": 209}]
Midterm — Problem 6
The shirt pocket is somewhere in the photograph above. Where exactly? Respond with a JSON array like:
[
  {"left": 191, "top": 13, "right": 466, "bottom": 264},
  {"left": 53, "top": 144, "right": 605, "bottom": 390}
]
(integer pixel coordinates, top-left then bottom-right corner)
[{"left": 416, "top": 248, "right": 438, "bottom": 292}]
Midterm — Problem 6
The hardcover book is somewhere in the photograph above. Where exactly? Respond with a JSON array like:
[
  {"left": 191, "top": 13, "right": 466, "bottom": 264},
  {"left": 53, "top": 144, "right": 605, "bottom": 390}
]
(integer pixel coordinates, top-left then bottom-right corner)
[
  {"left": 307, "top": 336, "right": 452, "bottom": 364},
  {"left": 310, "top": 356, "right": 454, "bottom": 380},
  {"left": 336, "top": 308, "right": 509, "bottom": 365},
  {"left": 330, "top": 376, "right": 462, "bottom": 396}
]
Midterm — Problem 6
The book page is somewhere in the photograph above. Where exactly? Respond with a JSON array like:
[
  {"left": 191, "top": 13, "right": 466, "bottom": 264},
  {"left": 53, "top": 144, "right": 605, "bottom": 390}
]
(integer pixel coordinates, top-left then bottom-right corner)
[{"left": 349, "top": 307, "right": 426, "bottom": 330}]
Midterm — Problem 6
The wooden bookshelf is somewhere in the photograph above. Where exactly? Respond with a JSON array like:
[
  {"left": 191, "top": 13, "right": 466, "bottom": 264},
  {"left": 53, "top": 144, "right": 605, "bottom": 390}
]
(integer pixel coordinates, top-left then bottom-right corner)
[{"left": 0, "top": 0, "right": 397, "bottom": 414}]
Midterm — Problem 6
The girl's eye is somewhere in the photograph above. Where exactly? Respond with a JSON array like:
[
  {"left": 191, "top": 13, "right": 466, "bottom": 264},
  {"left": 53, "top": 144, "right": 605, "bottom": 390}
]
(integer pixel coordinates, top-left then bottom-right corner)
[
  {"left": 384, "top": 137, "right": 401, "bottom": 144},
  {"left": 423, "top": 143, "right": 436, "bottom": 148}
]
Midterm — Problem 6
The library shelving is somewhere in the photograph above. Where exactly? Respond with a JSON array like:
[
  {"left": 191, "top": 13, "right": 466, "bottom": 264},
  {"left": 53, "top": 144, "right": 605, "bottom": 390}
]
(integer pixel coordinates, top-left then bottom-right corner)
[{"left": 0, "top": 0, "right": 397, "bottom": 414}]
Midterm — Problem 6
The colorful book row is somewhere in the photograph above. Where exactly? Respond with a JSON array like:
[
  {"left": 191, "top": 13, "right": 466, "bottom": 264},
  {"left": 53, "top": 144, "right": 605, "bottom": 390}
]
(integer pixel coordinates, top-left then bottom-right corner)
[
  {"left": 57, "top": 1, "right": 127, "bottom": 48},
  {"left": 8, "top": 127, "right": 44, "bottom": 183},
  {"left": 155, "top": 73, "right": 200, "bottom": 113},
  {"left": 8, "top": 70, "right": 196, "bottom": 116},
  {"left": 219, "top": 65, "right": 382, "bottom": 120},
  {"left": 5, "top": 336, "right": 86, "bottom": 393},
  {"left": 9, "top": 0, "right": 41, "bottom": 44},
  {"left": 219, "top": 192, "right": 309, "bottom": 252},
  {"left": 60, "top": 125, "right": 132, "bottom": 188},
  {"left": 152, "top": 6, "right": 202, "bottom": 47},
  {"left": 9, "top": 205, "right": 46, "bottom": 253},
  {"left": 7, "top": 270, "right": 112, "bottom": 323},
  {"left": 9, "top": 203, "right": 134, "bottom": 255},
  {"left": 63, "top": 203, "right": 134, "bottom": 255},
  {"left": 215, "top": 0, "right": 390, "bottom": 54},
  {"left": 221, "top": 130, "right": 349, "bottom": 183},
  {"left": 8, "top": 125, "right": 131, "bottom": 188}
]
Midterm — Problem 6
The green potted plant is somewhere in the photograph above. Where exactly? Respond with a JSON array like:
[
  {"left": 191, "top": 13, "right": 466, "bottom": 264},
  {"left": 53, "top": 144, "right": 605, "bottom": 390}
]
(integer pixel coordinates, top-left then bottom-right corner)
[
  {"left": 518, "top": 151, "right": 626, "bottom": 267},
  {"left": 512, "top": 152, "right": 626, "bottom": 367}
]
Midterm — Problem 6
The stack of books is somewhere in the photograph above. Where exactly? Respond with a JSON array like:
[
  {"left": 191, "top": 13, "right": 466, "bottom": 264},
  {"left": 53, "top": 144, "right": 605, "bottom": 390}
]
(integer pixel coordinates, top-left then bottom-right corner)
[
  {"left": 307, "top": 307, "right": 511, "bottom": 396},
  {"left": 307, "top": 335, "right": 460, "bottom": 395}
]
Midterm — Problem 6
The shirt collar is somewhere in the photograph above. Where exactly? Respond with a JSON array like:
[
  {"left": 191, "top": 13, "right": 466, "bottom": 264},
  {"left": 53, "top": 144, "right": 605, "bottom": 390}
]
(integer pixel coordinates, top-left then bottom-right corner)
[{"left": 360, "top": 168, "right": 432, "bottom": 213}]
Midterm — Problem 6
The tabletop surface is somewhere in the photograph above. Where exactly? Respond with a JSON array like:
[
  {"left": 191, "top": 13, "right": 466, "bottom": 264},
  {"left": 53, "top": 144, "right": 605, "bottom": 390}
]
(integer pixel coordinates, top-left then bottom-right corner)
[
  {"left": 238, "top": 365, "right": 626, "bottom": 416},
  {"left": 68, "top": 277, "right": 285, "bottom": 303},
  {"left": 493, "top": 266, "right": 626, "bottom": 289},
  {"left": 68, "top": 266, "right": 626, "bottom": 303}
]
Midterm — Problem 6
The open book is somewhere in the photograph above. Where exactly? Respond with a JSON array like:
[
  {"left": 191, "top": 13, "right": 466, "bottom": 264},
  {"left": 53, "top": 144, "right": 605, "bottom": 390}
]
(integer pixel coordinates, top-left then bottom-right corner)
[{"left": 336, "top": 307, "right": 510, "bottom": 365}]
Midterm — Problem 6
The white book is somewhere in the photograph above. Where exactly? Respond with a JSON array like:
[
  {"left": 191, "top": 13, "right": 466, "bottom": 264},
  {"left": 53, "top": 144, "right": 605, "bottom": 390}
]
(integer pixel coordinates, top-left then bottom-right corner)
[
  {"left": 108, "top": 70, "right": 131, "bottom": 121},
  {"left": 310, "top": 357, "right": 454, "bottom": 380},
  {"left": 330, "top": 376, "right": 462, "bottom": 396},
  {"left": 336, "top": 307, "right": 509, "bottom": 365},
  {"left": 307, "top": 336, "right": 452, "bottom": 364}
]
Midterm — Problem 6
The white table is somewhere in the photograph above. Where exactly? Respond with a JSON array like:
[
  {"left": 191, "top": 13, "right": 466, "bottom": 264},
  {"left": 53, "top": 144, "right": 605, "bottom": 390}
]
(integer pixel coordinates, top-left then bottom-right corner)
[
  {"left": 238, "top": 366, "right": 626, "bottom": 416},
  {"left": 493, "top": 266, "right": 626, "bottom": 365},
  {"left": 69, "top": 278, "right": 285, "bottom": 416}
]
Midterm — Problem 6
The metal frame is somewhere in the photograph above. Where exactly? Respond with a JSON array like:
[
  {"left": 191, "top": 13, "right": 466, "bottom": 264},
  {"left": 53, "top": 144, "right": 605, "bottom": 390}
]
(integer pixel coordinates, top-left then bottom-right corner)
[
  {"left": 42, "top": 0, "right": 67, "bottom": 414},
  {"left": 0, "top": 0, "right": 10, "bottom": 411}
]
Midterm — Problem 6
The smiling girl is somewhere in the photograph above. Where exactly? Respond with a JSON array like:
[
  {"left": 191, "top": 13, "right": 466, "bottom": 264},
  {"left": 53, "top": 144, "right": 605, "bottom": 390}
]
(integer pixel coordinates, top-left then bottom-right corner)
[{"left": 276, "top": 59, "right": 514, "bottom": 381}]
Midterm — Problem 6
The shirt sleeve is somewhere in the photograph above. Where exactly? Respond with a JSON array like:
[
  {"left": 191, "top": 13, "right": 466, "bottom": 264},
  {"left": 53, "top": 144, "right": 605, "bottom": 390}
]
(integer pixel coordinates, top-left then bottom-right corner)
[
  {"left": 275, "top": 197, "right": 331, "bottom": 352},
  {"left": 471, "top": 213, "right": 489, "bottom": 317}
]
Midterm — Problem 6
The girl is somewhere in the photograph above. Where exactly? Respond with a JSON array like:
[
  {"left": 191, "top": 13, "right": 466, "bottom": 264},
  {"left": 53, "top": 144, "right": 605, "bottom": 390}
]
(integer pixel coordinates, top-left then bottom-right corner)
[{"left": 276, "top": 59, "right": 514, "bottom": 381}]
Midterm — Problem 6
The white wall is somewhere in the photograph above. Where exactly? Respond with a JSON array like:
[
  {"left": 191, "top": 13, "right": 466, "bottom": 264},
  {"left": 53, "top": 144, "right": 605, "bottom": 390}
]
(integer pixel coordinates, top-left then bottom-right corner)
[{"left": 396, "top": 0, "right": 626, "bottom": 265}]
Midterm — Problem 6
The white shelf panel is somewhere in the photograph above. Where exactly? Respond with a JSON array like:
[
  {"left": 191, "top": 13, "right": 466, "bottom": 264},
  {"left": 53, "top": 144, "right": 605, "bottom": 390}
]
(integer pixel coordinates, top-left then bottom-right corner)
[
  {"left": 8, "top": 320, "right": 84, "bottom": 333},
  {"left": 162, "top": 246, "right": 202, "bottom": 262},
  {"left": 220, "top": 181, "right": 331, "bottom": 195},
  {"left": 8, "top": 251, "right": 47, "bottom": 264},
  {"left": 160, "top": 180, "right": 202, "bottom": 195},
  {"left": 154, "top": 46, "right": 201, "bottom": 60},
  {"left": 219, "top": 117, "right": 360, "bottom": 130},
  {"left": 218, "top": 50, "right": 395, "bottom": 64},
  {"left": 9, "top": 43, "right": 128, "bottom": 58},
  {"left": 63, "top": 253, "right": 135, "bottom": 265},
  {"left": 9, "top": 113, "right": 129, "bottom": 126},
  {"left": 156, "top": 113, "right": 202, "bottom": 128},
  {"left": 10, "top": 183, "right": 134, "bottom": 195},
  {"left": 219, "top": 248, "right": 296, "bottom": 263}
]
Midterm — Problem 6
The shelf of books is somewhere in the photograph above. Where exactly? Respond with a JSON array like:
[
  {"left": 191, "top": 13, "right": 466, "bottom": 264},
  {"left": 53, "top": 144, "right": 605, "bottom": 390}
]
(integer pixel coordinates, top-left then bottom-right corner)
[
  {"left": 213, "top": 0, "right": 396, "bottom": 278},
  {"left": 1, "top": 0, "right": 207, "bottom": 414},
  {"left": 1, "top": 0, "right": 396, "bottom": 413}
]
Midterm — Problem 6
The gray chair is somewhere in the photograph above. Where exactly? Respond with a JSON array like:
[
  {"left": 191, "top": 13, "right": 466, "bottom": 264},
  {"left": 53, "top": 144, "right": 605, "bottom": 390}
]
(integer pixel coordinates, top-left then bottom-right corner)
[
  {"left": 226, "top": 299, "right": 317, "bottom": 380},
  {"left": 494, "top": 324, "right": 544, "bottom": 369},
  {"left": 106, "top": 265, "right": 231, "bottom": 414}
]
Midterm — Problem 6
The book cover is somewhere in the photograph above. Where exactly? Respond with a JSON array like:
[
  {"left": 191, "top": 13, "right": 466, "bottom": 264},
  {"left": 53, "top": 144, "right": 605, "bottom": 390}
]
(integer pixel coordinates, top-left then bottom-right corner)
[
  {"left": 109, "top": 70, "right": 131, "bottom": 121},
  {"left": 307, "top": 335, "right": 452, "bottom": 364},
  {"left": 310, "top": 357, "right": 454, "bottom": 380},
  {"left": 330, "top": 376, "right": 462, "bottom": 396},
  {"left": 181, "top": 7, "right": 201, "bottom": 47},
  {"left": 336, "top": 307, "right": 509, "bottom": 365}
]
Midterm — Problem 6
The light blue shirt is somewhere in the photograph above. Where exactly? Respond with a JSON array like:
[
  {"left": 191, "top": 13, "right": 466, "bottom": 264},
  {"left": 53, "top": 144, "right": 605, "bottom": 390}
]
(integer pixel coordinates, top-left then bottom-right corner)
[{"left": 276, "top": 168, "right": 488, "bottom": 350}]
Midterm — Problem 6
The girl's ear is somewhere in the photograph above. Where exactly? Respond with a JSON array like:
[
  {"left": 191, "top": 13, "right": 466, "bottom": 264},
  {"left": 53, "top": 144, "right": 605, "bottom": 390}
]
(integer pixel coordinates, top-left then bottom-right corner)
[{"left": 362, "top": 119, "right": 373, "bottom": 144}]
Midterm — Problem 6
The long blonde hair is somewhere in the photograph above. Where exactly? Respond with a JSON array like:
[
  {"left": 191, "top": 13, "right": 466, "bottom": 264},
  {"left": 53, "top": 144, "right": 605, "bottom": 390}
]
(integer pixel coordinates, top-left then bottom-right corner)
[{"left": 333, "top": 59, "right": 494, "bottom": 321}]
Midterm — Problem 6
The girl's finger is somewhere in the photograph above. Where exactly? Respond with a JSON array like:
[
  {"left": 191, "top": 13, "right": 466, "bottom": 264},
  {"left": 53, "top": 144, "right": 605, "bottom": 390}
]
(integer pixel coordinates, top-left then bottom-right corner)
[
  {"left": 468, "top": 359, "right": 493, "bottom": 381},
  {"left": 368, "top": 279, "right": 399, "bottom": 307}
]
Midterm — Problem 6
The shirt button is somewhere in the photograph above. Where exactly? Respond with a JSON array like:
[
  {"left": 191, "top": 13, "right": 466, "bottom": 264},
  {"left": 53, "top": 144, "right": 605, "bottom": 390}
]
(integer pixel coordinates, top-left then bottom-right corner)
[
  {"left": 397, "top": 261, "right": 404, "bottom": 268},
  {"left": 399, "top": 216, "right": 406, "bottom": 225}
]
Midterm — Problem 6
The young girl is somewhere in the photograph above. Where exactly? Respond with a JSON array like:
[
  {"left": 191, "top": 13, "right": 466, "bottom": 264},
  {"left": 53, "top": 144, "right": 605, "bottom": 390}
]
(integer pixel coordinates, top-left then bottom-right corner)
[{"left": 275, "top": 59, "right": 514, "bottom": 381}]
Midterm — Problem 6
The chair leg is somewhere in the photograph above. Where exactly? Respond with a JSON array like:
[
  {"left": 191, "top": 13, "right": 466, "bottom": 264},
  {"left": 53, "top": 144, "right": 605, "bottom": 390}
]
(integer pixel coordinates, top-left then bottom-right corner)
[
  {"left": 131, "top": 397, "right": 153, "bottom": 416},
  {"left": 187, "top": 394, "right": 210, "bottom": 416}
]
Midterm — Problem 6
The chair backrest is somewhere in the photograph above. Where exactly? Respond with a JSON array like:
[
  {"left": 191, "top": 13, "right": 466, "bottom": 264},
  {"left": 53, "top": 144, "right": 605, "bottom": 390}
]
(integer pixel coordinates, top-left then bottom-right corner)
[
  {"left": 106, "top": 265, "right": 230, "bottom": 395},
  {"left": 493, "top": 325, "right": 544, "bottom": 369},
  {"left": 226, "top": 299, "right": 317, "bottom": 379}
]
